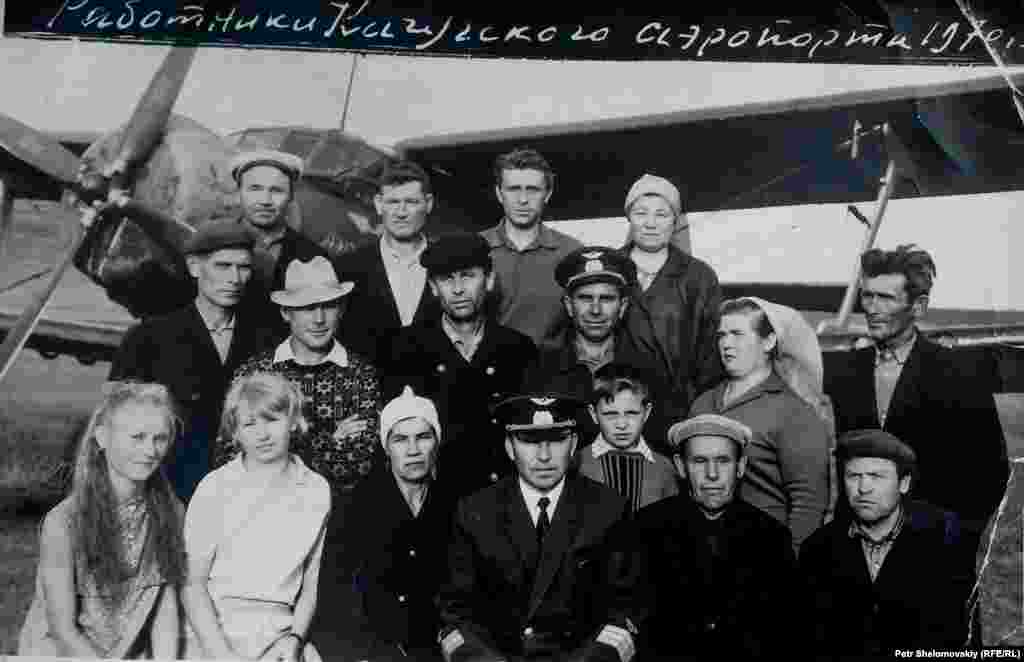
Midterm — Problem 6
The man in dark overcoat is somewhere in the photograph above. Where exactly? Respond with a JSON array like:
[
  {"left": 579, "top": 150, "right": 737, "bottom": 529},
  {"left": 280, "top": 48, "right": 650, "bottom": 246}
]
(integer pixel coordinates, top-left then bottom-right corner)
[
  {"left": 109, "top": 220, "right": 273, "bottom": 501},
  {"left": 437, "top": 395, "right": 638, "bottom": 662},
  {"left": 383, "top": 232, "right": 537, "bottom": 496},
  {"left": 823, "top": 244, "right": 1008, "bottom": 551},
  {"left": 800, "top": 429, "right": 975, "bottom": 657},
  {"left": 628, "top": 413, "right": 796, "bottom": 661}
]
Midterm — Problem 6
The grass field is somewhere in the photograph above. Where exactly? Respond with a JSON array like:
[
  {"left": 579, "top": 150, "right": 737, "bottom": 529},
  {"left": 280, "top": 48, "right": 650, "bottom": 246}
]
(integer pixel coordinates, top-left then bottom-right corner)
[{"left": 1, "top": 204, "right": 113, "bottom": 653}]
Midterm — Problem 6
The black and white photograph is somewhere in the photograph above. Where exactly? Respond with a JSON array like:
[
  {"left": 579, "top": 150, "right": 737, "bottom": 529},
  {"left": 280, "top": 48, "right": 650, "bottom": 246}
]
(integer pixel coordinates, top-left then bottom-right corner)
[{"left": 2, "top": 1, "right": 1024, "bottom": 658}]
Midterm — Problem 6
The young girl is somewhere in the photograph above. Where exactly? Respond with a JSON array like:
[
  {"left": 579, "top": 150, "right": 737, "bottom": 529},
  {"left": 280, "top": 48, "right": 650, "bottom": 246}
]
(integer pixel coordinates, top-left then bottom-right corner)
[
  {"left": 183, "top": 371, "right": 331, "bottom": 662},
  {"left": 18, "top": 381, "right": 186, "bottom": 658}
]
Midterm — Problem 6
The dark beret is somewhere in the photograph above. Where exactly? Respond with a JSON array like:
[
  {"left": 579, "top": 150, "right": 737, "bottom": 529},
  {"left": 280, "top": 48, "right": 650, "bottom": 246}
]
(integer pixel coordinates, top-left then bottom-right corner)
[
  {"left": 555, "top": 246, "right": 637, "bottom": 291},
  {"left": 837, "top": 429, "right": 917, "bottom": 471},
  {"left": 493, "top": 394, "right": 585, "bottom": 432},
  {"left": 420, "top": 232, "right": 493, "bottom": 276},
  {"left": 184, "top": 219, "right": 256, "bottom": 255}
]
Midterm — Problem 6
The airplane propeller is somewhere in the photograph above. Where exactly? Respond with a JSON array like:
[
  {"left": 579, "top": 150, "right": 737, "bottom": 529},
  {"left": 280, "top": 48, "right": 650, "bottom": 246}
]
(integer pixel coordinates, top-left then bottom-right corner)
[{"left": 0, "top": 46, "right": 197, "bottom": 384}]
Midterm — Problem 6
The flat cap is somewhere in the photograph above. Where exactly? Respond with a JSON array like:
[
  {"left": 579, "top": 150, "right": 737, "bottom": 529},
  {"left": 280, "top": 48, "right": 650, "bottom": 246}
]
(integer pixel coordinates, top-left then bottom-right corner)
[
  {"left": 667, "top": 414, "right": 753, "bottom": 452},
  {"left": 184, "top": 219, "right": 256, "bottom": 255},
  {"left": 837, "top": 429, "right": 917, "bottom": 471},
  {"left": 555, "top": 246, "right": 637, "bottom": 291},
  {"left": 229, "top": 149, "right": 304, "bottom": 184},
  {"left": 625, "top": 174, "right": 683, "bottom": 217},
  {"left": 420, "top": 232, "right": 493, "bottom": 277},
  {"left": 493, "top": 394, "right": 584, "bottom": 432}
]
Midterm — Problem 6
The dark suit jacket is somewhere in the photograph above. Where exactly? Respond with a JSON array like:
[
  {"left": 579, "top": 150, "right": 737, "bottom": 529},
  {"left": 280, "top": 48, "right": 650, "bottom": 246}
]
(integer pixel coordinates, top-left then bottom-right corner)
[
  {"left": 108, "top": 302, "right": 273, "bottom": 501},
  {"left": 437, "top": 475, "right": 635, "bottom": 662},
  {"left": 629, "top": 496, "right": 796, "bottom": 661},
  {"left": 823, "top": 333, "right": 1008, "bottom": 533},
  {"left": 383, "top": 318, "right": 538, "bottom": 497},
  {"left": 335, "top": 240, "right": 441, "bottom": 366},
  {"left": 333, "top": 465, "right": 459, "bottom": 660},
  {"left": 800, "top": 499, "right": 974, "bottom": 657},
  {"left": 240, "top": 225, "right": 330, "bottom": 344}
]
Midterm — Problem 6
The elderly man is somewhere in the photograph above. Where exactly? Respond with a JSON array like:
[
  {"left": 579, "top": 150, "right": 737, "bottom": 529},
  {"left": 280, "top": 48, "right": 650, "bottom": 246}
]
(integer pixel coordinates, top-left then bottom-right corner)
[
  {"left": 823, "top": 245, "right": 1007, "bottom": 546},
  {"left": 230, "top": 149, "right": 330, "bottom": 341},
  {"left": 481, "top": 148, "right": 582, "bottom": 348},
  {"left": 437, "top": 395, "right": 638, "bottom": 662},
  {"left": 384, "top": 232, "right": 537, "bottom": 496},
  {"left": 110, "top": 219, "right": 273, "bottom": 502},
  {"left": 338, "top": 160, "right": 441, "bottom": 365},
  {"left": 524, "top": 246, "right": 681, "bottom": 451},
  {"left": 800, "top": 429, "right": 975, "bottom": 656},
  {"left": 628, "top": 414, "right": 795, "bottom": 661},
  {"left": 335, "top": 386, "right": 459, "bottom": 662}
]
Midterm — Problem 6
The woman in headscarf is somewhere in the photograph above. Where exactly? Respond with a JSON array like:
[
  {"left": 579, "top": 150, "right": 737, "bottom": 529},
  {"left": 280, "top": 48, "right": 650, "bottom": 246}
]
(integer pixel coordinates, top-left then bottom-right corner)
[
  {"left": 689, "top": 297, "right": 835, "bottom": 553},
  {"left": 619, "top": 174, "right": 723, "bottom": 418}
]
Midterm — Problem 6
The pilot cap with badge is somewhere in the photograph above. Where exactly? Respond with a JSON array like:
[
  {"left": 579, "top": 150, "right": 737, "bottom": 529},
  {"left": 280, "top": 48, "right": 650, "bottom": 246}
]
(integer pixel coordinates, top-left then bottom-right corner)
[
  {"left": 229, "top": 149, "right": 305, "bottom": 184},
  {"left": 493, "top": 394, "right": 585, "bottom": 437},
  {"left": 555, "top": 246, "right": 637, "bottom": 292}
]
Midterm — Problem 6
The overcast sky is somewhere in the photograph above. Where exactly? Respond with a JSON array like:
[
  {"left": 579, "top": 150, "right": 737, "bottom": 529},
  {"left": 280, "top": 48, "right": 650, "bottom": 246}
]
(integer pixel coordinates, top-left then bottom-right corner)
[{"left": 0, "top": 5, "right": 1021, "bottom": 311}]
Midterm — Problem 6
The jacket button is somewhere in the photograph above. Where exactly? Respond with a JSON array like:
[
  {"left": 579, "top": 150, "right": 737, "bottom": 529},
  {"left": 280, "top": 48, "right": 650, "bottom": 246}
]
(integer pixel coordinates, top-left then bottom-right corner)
[
  {"left": 437, "top": 364, "right": 446, "bottom": 373},
  {"left": 490, "top": 473, "right": 499, "bottom": 482},
  {"left": 486, "top": 366, "right": 495, "bottom": 375},
  {"left": 523, "top": 627, "right": 533, "bottom": 636},
  {"left": 409, "top": 548, "right": 416, "bottom": 558},
  {"left": 706, "top": 621, "right": 716, "bottom": 631},
  {"left": 398, "top": 595, "right": 407, "bottom": 603}
]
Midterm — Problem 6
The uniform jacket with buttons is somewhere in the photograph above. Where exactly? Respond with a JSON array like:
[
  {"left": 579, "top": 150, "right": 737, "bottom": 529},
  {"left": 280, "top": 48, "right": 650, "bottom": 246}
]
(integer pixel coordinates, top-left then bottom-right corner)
[
  {"left": 437, "top": 474, "right": 635, "bottom": 662},
  {"left": 339, "top": 464, "right": 459, "bottom": 659},
  {"left": 108, "top": 302, "right": 273, "bottom": 501},
  {"left": 799, "top": 499, "right": 974, "bottom": 657},
  {"left": 628, "top": 495, "right": 796, "bottom": 661},
  {"left": 383, "top": 317, "right": 538, "bottom": 497}
]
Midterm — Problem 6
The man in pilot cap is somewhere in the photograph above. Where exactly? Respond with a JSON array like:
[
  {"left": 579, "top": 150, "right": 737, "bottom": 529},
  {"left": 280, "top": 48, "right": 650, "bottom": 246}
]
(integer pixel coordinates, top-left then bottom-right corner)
[
  {"left": 437, "top": 394, "right": 639, "bottom": 662},
  {"left": 627, "top": 413, "right": 795, "bottom": 661},
  {"left": 383, "top": 232, "right": 538, "bottom": 497},
  {"left": 800, "top": 429, "right": 975, "bottom": 656},
  {"left": 229, "top": 148, "right": 331, "bottom": 341},
  {"left": 110, "top": 219, "right": 274, "bottom": 502},
  {"left": 524, "top": 246, "right": 681, "bottom": 452}
]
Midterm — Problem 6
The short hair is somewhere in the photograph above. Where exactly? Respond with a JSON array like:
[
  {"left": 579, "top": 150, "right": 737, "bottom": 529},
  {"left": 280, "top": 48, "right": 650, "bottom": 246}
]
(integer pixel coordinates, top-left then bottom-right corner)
[
  {"left": 860, "top": 244, "right": 936, "bottom": 301},
  {"left": 220, "top": 372, "right": 309, "bottom": 443},
  {"left": 493, "top": 148, "right": 555, "bottom": 191},
  {"left": 590, "top": 363, "right": 652, "bottom": 407},
  {"left": 719, "top": 298, "right": 775, "bottom": 339},
  {"left": 378, "top": 160, "right": 432, "bottom": 196}
]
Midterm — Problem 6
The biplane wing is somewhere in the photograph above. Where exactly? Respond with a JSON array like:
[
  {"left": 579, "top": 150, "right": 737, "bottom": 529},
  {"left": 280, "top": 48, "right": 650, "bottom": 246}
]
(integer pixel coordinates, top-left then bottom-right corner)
[{"left": 5, "top": 68, "right": 1024, "bottom": 368}]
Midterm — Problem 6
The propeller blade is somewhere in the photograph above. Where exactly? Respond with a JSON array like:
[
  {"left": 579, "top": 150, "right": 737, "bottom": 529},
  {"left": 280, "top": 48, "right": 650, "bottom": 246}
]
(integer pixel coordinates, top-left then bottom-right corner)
[
  {"left": 0, "top": 112, "right": 82, "bottom": 186},
  {"left": 108, "top": 47, "right": 197, "bottom": 179},
  {"left": 0, "top": 177, "right": 14, "bottom": 259},
  {"left": 111, "top": 195, "right": 195, "bottom": 256},
  {"left": 0, "top": 207, "right": 92, "bottom": 383}
]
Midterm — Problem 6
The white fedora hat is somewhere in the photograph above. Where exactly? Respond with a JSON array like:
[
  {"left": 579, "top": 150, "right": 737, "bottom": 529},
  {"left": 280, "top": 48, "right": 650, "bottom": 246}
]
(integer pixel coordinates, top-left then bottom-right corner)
[{"left": 271, "top": 256, "right": 355, "bottom": 308}]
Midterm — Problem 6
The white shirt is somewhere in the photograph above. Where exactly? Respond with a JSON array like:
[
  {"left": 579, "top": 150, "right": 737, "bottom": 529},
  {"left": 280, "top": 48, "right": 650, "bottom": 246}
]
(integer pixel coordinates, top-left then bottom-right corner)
[
  {"left": 589, "top": 434, "right": 656, "bottom": 463},
  {"left": 518, "top": 476, "right": 566, "bottom": 526},
  {"left": 272, "top": 338, "right": 349, "bottom": 368},
  {"left": 379, "top": 235, "right": 428, "bottom": 327}
]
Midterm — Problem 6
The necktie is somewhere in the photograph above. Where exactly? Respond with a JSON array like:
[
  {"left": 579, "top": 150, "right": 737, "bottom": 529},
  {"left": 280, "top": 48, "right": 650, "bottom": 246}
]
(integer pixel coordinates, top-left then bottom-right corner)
[{"left": 536, "top": 496, "right": 550, "bottom": 546}]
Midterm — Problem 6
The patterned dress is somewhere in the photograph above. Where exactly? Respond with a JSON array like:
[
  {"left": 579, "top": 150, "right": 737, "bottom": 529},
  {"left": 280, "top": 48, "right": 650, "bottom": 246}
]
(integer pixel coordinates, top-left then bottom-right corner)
[{"left": 19, "top": 497, "right": 168, "bottom": 658}]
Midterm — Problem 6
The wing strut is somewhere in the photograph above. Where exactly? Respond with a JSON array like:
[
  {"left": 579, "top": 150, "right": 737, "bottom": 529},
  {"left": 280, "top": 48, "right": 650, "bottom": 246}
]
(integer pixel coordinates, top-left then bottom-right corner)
[{"left": 827, "top": 124, "right": 898, "bottom": 331}]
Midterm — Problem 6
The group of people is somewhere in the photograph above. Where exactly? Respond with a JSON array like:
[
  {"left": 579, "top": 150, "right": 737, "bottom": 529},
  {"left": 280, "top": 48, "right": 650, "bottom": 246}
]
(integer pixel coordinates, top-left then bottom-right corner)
[{"left": 16, "top": 145, "right": 1009, "bottom": 660}]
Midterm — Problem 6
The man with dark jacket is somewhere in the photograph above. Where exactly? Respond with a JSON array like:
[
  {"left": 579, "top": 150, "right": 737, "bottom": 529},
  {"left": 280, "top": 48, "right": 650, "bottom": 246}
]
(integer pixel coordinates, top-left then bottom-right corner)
[
  {"left": 823, "top": 245, "right": 1008, "bottom": 549},
  {"left": 437, "top": 395, "right": 638, "bottom": 662},
  {"left": 629, "top": 413, "right": 795, "bottom": 661},
  {"left": 336, "top": 160, "right": 441, "bottom": 365},
  {"left": 383, "top": 232, "right": 537, "bottom": 497},
  {"left": 230, "top": 149, "right": 330, "bottom": 342},
  {"left": 800, "top": 429, "right": 975, "bottom": 657},
  {"left": 109, "top": 220, "right": 273, "bottom": 501}
]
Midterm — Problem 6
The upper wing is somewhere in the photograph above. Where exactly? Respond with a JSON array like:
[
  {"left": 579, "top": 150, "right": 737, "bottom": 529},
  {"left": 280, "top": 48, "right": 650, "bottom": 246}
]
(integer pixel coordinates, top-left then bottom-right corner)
[{"left": 396, "top": 69, "right": 1024, "bottom": 231}]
